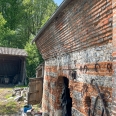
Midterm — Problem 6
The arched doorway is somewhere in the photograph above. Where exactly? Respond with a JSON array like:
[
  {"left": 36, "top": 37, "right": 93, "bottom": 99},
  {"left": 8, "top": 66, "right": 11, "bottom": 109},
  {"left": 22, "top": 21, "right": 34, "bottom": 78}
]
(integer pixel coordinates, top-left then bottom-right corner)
[{"left": 56, "top": 76, "right": 72, "bottom": 116}]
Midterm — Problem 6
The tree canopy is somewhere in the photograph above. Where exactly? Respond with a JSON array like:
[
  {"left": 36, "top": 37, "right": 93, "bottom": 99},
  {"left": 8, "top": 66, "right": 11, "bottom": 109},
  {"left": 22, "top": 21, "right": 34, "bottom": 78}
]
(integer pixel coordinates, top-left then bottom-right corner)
[{"left": 0, "top": 0, "right": 57, "bottom": 77}]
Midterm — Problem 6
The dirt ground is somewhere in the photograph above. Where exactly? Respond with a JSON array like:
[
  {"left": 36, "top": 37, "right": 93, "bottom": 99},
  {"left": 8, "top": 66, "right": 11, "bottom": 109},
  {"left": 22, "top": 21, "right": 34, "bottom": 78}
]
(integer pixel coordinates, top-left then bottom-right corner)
[
  {"left": 0, "top": 85, "right": 42, "bottom": 115},
  {"left": 0, "top": 87, "right": 13, "bottom": 101},
  {"left": 0, "top": 85, "right": 24, "bottom": 115}
]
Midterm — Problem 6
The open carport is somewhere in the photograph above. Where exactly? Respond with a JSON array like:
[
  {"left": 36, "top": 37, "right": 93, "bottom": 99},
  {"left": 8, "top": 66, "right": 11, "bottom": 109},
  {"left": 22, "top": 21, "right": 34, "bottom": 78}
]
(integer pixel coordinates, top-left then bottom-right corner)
[{"left": 0, "top": 47, "right": 27, "bottom": 85}]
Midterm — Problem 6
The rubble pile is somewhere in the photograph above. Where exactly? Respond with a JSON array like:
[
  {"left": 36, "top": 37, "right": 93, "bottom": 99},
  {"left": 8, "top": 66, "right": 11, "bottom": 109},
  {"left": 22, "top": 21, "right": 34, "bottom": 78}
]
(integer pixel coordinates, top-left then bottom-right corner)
[
  {"left": 12, "top": 87, "right": 28, "bottom": 103},
  {"left": 11, "top": 87, "right": 42, "bottom": 116}
]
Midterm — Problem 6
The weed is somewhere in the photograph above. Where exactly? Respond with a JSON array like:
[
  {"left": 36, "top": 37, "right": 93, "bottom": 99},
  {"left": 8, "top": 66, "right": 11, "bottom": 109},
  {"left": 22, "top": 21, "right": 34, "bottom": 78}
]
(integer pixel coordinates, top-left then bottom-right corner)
[
  {"left": 0, "top": 101, "right": 20, "bottom": 115},
  {"left": 5, "top": 93, "right": 12, "bottom": 99}
]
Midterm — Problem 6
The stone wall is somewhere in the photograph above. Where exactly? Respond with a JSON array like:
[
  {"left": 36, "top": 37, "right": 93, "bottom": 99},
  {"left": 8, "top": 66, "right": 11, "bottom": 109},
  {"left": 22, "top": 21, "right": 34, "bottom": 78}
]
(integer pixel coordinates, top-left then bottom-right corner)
[
  {"left": 42, "top": 43, "right": 113, "bottom": 116},
  {"left": 112, "top": 0, "right": 116, "bottom": 116},
  {"left": 34, "top": 0, "right": 114, "bottom": 115}
]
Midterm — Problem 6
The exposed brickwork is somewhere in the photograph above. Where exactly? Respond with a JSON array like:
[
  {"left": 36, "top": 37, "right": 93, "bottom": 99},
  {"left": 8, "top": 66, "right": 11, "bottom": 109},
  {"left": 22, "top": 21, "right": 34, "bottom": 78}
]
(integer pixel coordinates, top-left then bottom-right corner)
[
  {"left": 36, "top": 0, "right": 112, "bottom": 60},
  {"left": 112, "top": 0, "right": 116, "bottom": 115},
  {"left": 34, "top": 0, "right": 115, "bottom": 116},
  {"left": 41, "top": 42, "right": 113, "bottom": 116}
]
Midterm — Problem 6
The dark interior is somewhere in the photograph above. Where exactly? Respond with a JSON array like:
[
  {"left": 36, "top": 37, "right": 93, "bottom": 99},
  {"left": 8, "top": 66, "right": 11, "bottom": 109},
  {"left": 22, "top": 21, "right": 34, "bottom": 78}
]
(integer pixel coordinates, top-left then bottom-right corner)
[{"left": 0, "top": 55, "right": 22, "bottom": 84}]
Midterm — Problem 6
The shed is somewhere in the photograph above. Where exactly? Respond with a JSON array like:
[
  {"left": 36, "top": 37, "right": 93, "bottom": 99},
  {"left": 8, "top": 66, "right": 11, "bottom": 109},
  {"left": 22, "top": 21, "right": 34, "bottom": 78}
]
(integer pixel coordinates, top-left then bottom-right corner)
[
  {"left": 36, "top": 62, "right": 44, "bottom": 78},
  {"left": 0, "top": 47, "right": 27, "bottom": 84},
  {"left": 28, "top": 63, "right": 44, "bottom": 105}
]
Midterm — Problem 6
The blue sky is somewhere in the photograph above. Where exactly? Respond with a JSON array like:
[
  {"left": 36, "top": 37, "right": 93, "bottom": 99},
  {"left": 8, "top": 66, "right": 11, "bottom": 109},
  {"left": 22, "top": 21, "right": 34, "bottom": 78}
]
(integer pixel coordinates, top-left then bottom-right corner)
[{"left": 54, "top": 0, "right": 63, "bottom": 6}]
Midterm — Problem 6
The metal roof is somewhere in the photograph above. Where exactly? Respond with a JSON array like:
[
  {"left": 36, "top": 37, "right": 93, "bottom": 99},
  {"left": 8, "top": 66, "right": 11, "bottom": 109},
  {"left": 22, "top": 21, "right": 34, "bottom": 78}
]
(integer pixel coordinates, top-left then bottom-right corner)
[
  {"left": 32, "top": 0, "right": 71, "bottom": 43},
  {"left": 0, "top": 47, "right": 27, "bottom": 57}
]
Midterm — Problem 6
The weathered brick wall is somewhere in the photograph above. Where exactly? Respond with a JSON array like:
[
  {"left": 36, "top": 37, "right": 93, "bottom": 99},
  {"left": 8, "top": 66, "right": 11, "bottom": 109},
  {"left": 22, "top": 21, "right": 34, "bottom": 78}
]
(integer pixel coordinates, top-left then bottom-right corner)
[
  {"left": 112, "top": 0, "right": 116, "bottom": 116},
  {"left": 36, "top": 0, "right": 112, "bottom": 60},
  {"left": 42, "top": 43, "right": 113, "bottom": 116},
  {"left": 34, "top": 0, "right": 114, "bottom": 116}
]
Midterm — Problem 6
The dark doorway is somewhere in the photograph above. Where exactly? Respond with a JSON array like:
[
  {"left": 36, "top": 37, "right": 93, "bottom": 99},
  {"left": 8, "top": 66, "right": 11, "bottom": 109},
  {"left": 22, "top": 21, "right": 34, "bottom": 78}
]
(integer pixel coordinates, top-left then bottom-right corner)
[
  {"left": 0, "top": 55, "right": 21, "bottom": 85},
  {"left": 61, "top": 77, "right": 72, "bottom": 116},
  {"left": 0, "top": 55, "right": 26, "bottom": 85}
]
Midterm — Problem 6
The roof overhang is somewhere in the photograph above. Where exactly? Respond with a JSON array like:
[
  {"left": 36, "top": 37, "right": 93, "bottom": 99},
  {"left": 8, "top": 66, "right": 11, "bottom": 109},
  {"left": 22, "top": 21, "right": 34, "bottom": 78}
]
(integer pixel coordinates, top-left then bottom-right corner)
[
  {"left": 32, "top": 0, "right": 71, "bottom": 43},
  {"left": 0, "top": 47, "right": 27, "bottom": 57}
]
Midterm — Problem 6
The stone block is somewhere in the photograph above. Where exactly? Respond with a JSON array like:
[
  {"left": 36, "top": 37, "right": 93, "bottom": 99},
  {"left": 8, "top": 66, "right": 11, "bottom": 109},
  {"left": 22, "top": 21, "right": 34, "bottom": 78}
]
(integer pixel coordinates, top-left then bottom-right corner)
[{"left": 54, "top": 110, "right": 62, "bottom": 116}]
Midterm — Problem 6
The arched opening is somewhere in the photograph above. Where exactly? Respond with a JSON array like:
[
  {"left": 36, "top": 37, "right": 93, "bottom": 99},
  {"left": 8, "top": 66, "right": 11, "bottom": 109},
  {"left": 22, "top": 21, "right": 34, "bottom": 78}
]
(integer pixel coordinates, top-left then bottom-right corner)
[{"left": 56, "top": 76, "right": 72, "bottom": 116}]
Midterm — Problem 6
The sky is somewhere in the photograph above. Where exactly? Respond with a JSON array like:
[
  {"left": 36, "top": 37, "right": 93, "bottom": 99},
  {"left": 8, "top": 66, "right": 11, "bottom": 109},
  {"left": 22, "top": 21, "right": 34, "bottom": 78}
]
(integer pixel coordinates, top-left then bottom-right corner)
[{"left": 54, "top": 0, "right": 63, "bottom": 6}]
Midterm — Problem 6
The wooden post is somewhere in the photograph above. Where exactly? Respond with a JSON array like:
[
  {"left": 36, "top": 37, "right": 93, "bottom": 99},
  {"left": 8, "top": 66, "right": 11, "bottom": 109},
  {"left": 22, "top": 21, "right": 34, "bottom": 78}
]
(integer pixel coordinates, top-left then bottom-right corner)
[{"left": 22, "top": 59, "right": 26, "bottom": 84}]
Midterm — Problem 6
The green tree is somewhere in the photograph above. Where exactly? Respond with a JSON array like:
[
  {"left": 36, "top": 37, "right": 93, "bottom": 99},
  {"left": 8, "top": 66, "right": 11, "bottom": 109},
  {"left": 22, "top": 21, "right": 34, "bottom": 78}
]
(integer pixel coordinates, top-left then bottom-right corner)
[
  {"left": 25, "top": 34, "right": 43, "bottom": 77},
  {"left": 22, "top": 0, "right": 57, "bottom": 40},
  {"left": 0, "top": 13, "right": 15, "bottom": 47},
  {"left": 0, "top": 0, "right": 57, "bottom": 77},
  {"left": 0, "top": 0, "right": 26, "bottom": 48},
  {"left": 23, "top": 0, "right": 57, "bottom": 77}
]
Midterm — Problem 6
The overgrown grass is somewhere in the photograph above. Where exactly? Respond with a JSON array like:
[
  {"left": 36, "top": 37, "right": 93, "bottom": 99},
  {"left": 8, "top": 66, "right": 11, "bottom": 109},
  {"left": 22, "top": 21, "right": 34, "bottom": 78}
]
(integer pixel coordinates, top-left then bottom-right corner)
[
  {"left": 0, "top": 101, "right": 20, "bottom": 115},
  {"left": 5, "top": 93, "right": 12, "bottom": 99}
]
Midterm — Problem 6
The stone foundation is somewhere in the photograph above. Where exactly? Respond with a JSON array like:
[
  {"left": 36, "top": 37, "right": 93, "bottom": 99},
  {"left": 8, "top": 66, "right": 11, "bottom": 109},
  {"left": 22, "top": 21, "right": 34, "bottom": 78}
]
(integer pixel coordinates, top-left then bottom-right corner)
[{"left": 42, "top": 43, "right": 113, "bottom": 116}]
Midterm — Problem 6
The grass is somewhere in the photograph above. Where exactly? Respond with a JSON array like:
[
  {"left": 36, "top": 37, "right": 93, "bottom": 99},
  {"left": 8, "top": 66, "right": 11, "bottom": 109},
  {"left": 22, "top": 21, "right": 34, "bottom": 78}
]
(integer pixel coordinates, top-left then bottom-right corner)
[
  {"left": 0, "top": 101, "right": 20, "bottom": 115},
  {"left": 5, "top": 93, "right": 12, "bottom": 99},
  {"left": 0, "top": 86, "right": 42, "bottom": 115},
  {"left": 0, "top": 87, "right": 24, "bottom": 115},
  {"left": 14, "top": 85, "right": 28, "bottom": 88}
]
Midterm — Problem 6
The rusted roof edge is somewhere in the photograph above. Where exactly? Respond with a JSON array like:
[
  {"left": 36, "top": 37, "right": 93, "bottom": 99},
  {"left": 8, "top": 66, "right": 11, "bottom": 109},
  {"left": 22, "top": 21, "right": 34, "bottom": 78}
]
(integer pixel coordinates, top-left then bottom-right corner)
[{"left": 32, "top": 0, "right": 71, "bottom": 43}]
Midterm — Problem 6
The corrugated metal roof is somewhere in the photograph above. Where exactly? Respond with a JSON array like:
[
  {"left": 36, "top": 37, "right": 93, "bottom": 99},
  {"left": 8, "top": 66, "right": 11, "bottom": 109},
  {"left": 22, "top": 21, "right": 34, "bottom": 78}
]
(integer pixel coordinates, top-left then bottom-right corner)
[{"left": 0, "top": 47, "right": 27, "bottom": 56}]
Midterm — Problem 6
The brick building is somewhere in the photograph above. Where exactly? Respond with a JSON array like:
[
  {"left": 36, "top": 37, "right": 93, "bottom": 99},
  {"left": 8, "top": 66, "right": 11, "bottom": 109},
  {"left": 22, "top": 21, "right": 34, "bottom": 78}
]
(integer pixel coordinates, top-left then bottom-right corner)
[{"left": 32, "top": 0, "right": 116, "bottom": 115}]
